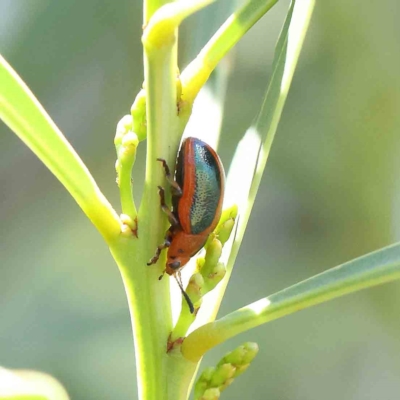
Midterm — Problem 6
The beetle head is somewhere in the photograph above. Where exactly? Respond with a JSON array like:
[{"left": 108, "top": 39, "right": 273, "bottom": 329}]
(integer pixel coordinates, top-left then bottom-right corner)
[{"left": 166, "top": 256, "right": 190, "bottom": 275}]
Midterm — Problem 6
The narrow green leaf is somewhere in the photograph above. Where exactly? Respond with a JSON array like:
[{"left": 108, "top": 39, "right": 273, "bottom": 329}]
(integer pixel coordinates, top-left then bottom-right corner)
[
  {"left": 196, "top": 0, "right": 315, "bottom": 328},
  {"left": 0, "top": 54, "right": 120, "bottom": 243},
  {"left": 183, "top": 242, "right": 400, "bottom": 362}
]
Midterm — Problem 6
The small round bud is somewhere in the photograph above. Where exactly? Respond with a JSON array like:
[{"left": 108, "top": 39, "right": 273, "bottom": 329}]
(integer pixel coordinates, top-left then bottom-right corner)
[
  {"left": 131, "top": 90, "right": 146, "bottom": 116},
  {"left": 210, "top": 364, "right": 236, "bottom": 388},
  {"left": 200, "top": 388, "right": 220, "bottom": 400},
  {"left": 210, "top": 262, "right": 225, "bottom": 280},
  {"left": 201, "top": 239, "right": 222, "bottom": 279},
  {"left": 187, "top": 273, "right": 204, "bottom": 304},
  {"left": 201, "top": 367, "right": 215, "bottom": 383},
  {"left": 207, "top": 238, "right": 222, "bottom": 260},
  {"left": 227, "top": 204, "right": 238, "bottom": 219},
  {"left": 131, "top": 90, "right": 147, "bottom": 141},
  {"left": 114, "top": 114, "right": 133, "bottom": 147},
  {"left": 121, "top": 131, "right": 139, "bottom": 148},
  {"left": 196, "top": 257, "right": 205, "bottom": 272},
  {"left": 120, "top": 131, "right": 139, "bottom": 159},
  {"left": 120, "top": 215, "right": 137, "bottom": 238},
  {"left": 203, "top": 262, "right": 226, "bottom": 294},
  {"left": 219, "top": 346, "right": 245, "bottom": 366},
  {"left": 217, "top": 218, "right": 235, "bottom": 246},
  {"left": 120, "top": 222, "right": 132, "bottom": 237},
  {"left": 120, "top": 214, "right": 134, "bottom": 227},
  {"left": 118, "top": 114, "right": 133, "bottom": 133},
  {"left": 241, "top": 342, "right": 259, "bottom": 364},
  {"left": 194, "top": 367, "right": 215, "bottom": 399}
]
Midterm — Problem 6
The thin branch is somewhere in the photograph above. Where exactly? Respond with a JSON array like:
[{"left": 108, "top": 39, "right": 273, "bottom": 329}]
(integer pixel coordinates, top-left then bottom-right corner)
[
  {"left": 180, "top": 0, "right": 279, "bottom": 114},
  {"left": 183, "top": 242, "right": 400, "bottom": 362}
]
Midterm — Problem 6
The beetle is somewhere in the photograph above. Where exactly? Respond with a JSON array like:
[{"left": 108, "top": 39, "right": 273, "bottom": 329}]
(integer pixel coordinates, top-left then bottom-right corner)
[{"left": 147, "top": 137, "right": 225, "bottom": 313}]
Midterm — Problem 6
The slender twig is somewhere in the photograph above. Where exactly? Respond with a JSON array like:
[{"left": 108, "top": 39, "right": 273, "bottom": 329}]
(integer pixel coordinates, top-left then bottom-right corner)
[{"left": 183, "top": 241, "right": 400, "bottom": 361}]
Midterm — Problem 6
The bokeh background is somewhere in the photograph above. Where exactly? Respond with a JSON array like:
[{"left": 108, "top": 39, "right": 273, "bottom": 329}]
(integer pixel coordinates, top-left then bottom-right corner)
[{"left": 2, "top": 0, "right": 400, "bottom": 399}]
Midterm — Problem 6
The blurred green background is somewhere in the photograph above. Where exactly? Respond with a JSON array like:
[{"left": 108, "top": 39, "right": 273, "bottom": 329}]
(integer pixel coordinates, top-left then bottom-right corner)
[{"left": 1, "top": 1, "right": 400, "bottom": 399}]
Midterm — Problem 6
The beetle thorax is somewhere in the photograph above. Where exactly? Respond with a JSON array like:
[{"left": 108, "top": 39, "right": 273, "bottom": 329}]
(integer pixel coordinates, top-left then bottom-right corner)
[{"left": 165, "top": 229, "right": 208, "bottom": 275}]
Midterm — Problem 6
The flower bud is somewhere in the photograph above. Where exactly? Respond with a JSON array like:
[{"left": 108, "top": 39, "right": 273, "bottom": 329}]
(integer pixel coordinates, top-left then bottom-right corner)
[
  {"left": 200, "top": 388, "right": 220, "bottom": 400},
  {"left": 210, "top": 364, "right": 236, "bottom": 388}
]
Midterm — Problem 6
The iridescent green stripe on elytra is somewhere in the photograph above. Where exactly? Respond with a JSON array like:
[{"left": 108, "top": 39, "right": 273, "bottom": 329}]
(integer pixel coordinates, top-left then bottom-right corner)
[{"left": 190, "top": 140, "right": 221, "bottom": 234}]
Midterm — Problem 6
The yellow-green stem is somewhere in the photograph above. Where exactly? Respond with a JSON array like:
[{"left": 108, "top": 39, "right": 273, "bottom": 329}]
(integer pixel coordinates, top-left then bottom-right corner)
[
  {"left": 180, "top": 0, "right": 279, "bottom": 113},
  {"left": 183, "top": 241, "right": 400, "bottom": 361}
]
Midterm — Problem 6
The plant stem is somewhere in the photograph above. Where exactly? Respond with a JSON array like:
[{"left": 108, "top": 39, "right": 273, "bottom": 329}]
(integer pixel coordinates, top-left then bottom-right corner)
[
  {"left": 183, "top": 241, "right": 400, "bottom": 362},
  {"left": 180, "top": 0, "right": 279, "bottom": 115},
  {"left": 144, "top": 0, "right": 171, "bottom": 26},
  {"left": 110, "top": 238, "right": 173, "bottom": 400},
  {"left": 125, "top": 0, "right": 180, "bottom": 398},
  {"left": 133, "top": 1, "right": 222, "bottom": 398},
  {"left": 165, "top": 355, "right": 199, "bottom": 400}
]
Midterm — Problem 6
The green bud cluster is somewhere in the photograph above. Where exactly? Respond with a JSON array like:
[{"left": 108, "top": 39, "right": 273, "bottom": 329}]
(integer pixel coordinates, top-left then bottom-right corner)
[
  {"left": 217, "top": 342, "right": 259, "bottom": 378},
  {"left": 207, "top": 204, "right": 238, "bottom": 247},
  {"left": 169, "top": 205, "right": 238, "bottom": 344},
  {"left": 198, "top": 204, "right": 238, "bottom": 295},
  {"left": 115, "top": 75, "right": 185, "bottom": 240},
  {"left": 130, "top": 74, "right": 182, "bottom": 141},
  {"left": 194, "top": 342, "right": 259, "bottom": 400},
  {"left": 200, "top": 388, "right": 220, "bottom": 400},
  {"left": 114, "top": 115, "right": 139, "bottom": 234},
  {"left": 186, "top": 273, "right": 204, "bottom": 306},
  {"left": 114, "top": 120, "right": 139, "bottom": 187},
  {"left": 114, "top": 115, "right": 133, "bottom": 150},
  {"left": 131, "top": 90, "right": 147, "bottom": 141}
]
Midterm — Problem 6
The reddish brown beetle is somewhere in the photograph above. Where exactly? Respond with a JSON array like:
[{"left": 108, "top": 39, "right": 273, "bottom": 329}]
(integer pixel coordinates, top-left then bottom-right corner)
[{"left": 147, "top": 137, "right": 225, "bottom": 313}]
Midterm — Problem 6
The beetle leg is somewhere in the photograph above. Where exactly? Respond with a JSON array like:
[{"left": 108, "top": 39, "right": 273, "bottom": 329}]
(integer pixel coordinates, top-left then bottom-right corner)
[
  {"left": 158, "top": 186, "right": 179, "bottom": 227},
  {"left": 157, "top": 158, "right": 182, "bottom": 197},
  {"left": 147, "top": 230, "right": 172, "bottom": 266},
  {"left": 158, "top": 271, "right": 166, "bottom": 280}
]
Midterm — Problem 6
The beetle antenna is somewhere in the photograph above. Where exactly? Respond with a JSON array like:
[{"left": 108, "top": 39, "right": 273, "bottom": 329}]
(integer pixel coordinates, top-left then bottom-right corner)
[{"left": 174, "top": 275, "right": 194, "bottom": 314}]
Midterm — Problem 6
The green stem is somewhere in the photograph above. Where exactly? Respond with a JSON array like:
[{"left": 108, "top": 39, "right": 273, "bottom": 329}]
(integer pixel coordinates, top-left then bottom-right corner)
[
  {"left": 144, "top": 0, "right": 171, "bottom": 26},
  {"left": 120, "top": 1, "right": 220, "bottom": 399},
  {"left": 110, "top": 237, "right": 173, "bottom": 400},
  {"left": 180, "top": 0, "right": 279, "bottom": 113},
  {"left": 121, "top": 1, "right": 180, "bottom": 399},
  {"left": 165, "top": 355, "right": 199, "bottom": 400},
  {"left": 140, "top": 8, "right": 180, "bottom": 332},
  {"left": 0, "top": 54, "right": 120, "bottom": 244},
  {"left": 143, "top": 0, "right": 217, "bottom": 49},
  {"left": 134, "top": 1, "right": 222, "bottom": 399},
  {"left": 183, "top": 242, "right": 400, "bottom": 362}
]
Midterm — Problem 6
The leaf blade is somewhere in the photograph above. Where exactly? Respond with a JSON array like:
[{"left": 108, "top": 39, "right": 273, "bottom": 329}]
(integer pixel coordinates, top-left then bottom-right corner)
[{"left": 0, "top": 54, "right": 120, "bottom": 242}]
